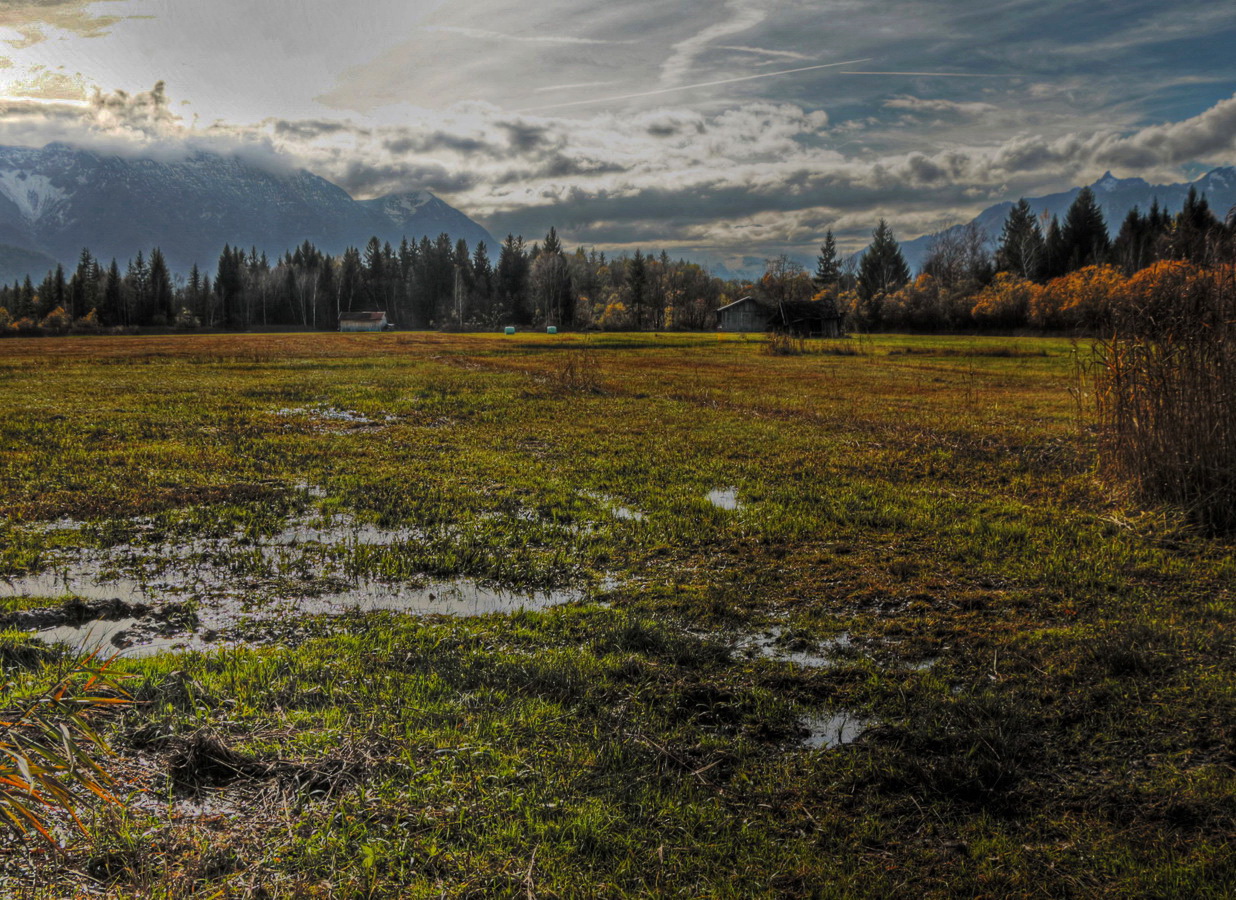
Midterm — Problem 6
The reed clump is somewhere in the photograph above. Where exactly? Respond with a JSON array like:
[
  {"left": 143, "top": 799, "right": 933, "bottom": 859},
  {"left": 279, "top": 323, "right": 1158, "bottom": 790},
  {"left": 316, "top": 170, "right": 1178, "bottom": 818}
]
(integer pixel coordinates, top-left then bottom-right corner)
[{"left": 1093, "top": 260, "right": 1236, "bottom": 533}]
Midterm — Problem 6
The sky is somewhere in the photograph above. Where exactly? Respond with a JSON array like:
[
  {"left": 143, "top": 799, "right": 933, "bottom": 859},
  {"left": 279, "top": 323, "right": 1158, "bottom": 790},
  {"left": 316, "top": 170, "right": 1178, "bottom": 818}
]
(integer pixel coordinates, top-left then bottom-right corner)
[{"left": 0, "top": 0, "right": 1233, "bottom": 271}]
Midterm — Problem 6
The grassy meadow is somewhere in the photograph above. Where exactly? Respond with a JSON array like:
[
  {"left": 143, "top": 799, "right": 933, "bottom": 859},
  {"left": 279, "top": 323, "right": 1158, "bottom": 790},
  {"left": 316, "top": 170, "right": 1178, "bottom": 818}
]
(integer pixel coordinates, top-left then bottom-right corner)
[{"left": 0, "top": 331, "right": 1233, "bottom": 897}]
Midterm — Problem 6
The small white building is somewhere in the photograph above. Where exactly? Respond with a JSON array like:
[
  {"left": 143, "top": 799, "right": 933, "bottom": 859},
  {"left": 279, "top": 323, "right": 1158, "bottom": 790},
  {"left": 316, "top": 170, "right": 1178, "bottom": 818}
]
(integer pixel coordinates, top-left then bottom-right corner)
[{"left": 339, "top": 311, "right": 391, "bottom": 332}]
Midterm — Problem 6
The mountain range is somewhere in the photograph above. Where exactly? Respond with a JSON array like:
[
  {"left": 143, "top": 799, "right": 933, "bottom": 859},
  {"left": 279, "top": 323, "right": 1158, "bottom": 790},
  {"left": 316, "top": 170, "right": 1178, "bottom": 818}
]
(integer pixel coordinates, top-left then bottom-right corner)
[
  {"left": 0, "top": 142, "right": 496, "bottom": 284},
  {"left": 892, "top": 168, "right": 1236, "bottom": 273}
]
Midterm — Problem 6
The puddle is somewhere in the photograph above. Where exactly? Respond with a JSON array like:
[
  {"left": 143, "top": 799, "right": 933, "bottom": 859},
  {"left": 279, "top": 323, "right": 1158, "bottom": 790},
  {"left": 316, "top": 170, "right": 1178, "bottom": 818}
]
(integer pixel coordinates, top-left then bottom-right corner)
[
  {"left": 270, "top": 520, "right": 422, "bottom": 547},
  {"left": 34, "top": 618, "right": 219, "bottom": 659},
  {"left": 277, "top": 407, "right": 393, "bottom": 428},
  {"left": 1, "top": 568, "right": 156, "bottom": 604},
  {"left": 300, "top": 577, "right": 585, "bottom": 617},
  {"left": 11, "top": 498, "right": 596, "bottom": 656},
  {"left": 25, "top": 576, "right": 588, "bottom": 657},
  {"left": 707, "top": 488, "right": 741, "bottom": 511},
  {"left": 736, "top": 628, "right": 849, "bottom": 668},
  {"left": 580, "top": 491, "right": 647, "bottom": 524},
  {"left": 802, "top": 712, "right": 871, "bottom": 749}
]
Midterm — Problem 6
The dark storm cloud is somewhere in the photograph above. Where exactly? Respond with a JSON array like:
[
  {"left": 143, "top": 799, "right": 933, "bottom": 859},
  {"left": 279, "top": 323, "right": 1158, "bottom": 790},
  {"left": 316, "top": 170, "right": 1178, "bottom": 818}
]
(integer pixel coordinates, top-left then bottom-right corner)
[
  {"left": 381, "top": 132, "right": 495, "bottom": 156},
  {"left": 331, "top": 157, "right": 482, "bottom": 197},
  {"left": 271, "top": 119, "right": 364, "bottom": 141}
]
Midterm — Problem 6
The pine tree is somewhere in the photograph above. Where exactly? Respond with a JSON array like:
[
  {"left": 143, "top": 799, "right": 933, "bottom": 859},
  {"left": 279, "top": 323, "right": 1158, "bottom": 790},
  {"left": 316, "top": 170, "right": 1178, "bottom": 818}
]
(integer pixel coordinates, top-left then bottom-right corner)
[
  {"left": 68, "top": 248, "right": 98, "bottom": 319},
  {"left": 626, "top": 249, "right": 648, "bottom": 329},
  {"left": 496, "top": 234, "right": 530, "bottom": 325},
  {"left": 1059, "top": 187, "right": 1110, "bottom": 272},
  {"left": 1112, "top": 206, "right": 1159, "bottom": 273},
  {"left": 1169, "top": 185, "right": 1220, "bottom": 263},
  {"left": 215, "top": 244, "right": 245, "bottom": 330},
  {"left": 856, "top": 220, "right": 910, "bottom": 326},
  {"left": 1043, "top": 215, "right": 1067, "bottom": 280},
  {"left": 16, "top": 274, "right": 34, "bottom": 319},
  {"left": 995, "top": 200, "right": 1045, "bottom": 280},
  {"left": 542, "top": 226, "right": 562, "bottom": 257},
  {"left": 102, "top": 261, "right": 121, "bottom": 326},
  {"left": 338, "top": 247, "right": 363, "bottom": 318},
  {"left": 148, "top": 248, "right": 174, "bottom": 323},
  {"left": 126, "top": 251, "right": 150, "bottom": 323},
  {"left": 470, "top": 241, "right": 493, "bottom": 318},
  {"left": 813, "top": 231, "right": 841, "bottom": 288}
]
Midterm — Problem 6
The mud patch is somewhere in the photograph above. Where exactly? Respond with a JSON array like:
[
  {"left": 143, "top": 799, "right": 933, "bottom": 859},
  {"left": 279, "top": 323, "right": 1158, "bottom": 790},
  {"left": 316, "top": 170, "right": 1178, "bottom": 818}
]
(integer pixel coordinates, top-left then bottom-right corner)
[
  {"left": 277, "top": 406, "right": 394, "bottom": 430},
  {"left": 736, "top": 627, "right": 850, "bottom": 668}
]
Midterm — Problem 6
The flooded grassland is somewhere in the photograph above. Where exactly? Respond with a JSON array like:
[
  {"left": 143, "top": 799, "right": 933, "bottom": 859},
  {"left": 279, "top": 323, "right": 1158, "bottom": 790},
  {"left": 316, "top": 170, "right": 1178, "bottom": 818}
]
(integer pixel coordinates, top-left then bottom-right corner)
[{"left": 0, "top": 332, "right": 1233, "bottom": 897}]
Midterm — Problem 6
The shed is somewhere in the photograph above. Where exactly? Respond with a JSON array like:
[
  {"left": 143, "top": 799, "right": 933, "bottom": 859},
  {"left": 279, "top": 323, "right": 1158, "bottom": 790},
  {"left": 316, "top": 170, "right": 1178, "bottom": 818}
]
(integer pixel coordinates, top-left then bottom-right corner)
[
  {"left": 769, "top": 298, "right": 844, "bottom": 338},
  {"left": 339, "top": 311, "right": 391, "bottom": 332},
  {"left": 716, "top": 296, "right": 843, "bottom": 337},
  {"left": 716, "top": 296, "right": 769, "bottom": 332}
]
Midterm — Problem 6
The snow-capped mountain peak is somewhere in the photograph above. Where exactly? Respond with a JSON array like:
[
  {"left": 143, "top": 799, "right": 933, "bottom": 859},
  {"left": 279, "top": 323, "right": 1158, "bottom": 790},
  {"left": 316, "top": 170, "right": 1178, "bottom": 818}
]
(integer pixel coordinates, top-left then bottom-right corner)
[{"left": 0, "top": 143, "right": 495, "bottom": 276}]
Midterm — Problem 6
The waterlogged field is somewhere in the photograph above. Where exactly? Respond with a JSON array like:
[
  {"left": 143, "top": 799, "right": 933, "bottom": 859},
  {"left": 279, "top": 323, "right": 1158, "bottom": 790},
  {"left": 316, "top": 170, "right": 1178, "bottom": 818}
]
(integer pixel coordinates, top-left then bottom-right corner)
[{"left": 0, "top": 331, "right": 1233, "bottom": 897}]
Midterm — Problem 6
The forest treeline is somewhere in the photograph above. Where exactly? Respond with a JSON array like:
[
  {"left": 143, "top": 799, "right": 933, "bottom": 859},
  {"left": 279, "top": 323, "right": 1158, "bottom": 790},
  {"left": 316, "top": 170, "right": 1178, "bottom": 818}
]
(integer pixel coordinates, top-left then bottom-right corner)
[
  {"left": 806, "top": 185, "right": 1236, "bottom": 332},
  {"left": 0, "top": 228, "right": 729, "bottom": 335},
  {"left": 1, "top": 183, "right": 1233, "bottom": 336}
]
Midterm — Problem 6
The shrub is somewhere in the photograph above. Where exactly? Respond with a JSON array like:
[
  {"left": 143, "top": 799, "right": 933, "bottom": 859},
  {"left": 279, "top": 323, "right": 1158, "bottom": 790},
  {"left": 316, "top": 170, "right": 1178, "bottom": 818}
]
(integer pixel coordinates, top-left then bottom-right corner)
[
  {"left": 971, "top": 273, "right": 1041, "bottom": 329},
  {"left": 39, "top": 305, "right": 72, "bottom": 334},
  {"left": 763, "top": 332, "right": 807, "bottom": 355},
  {"left": 174, "top": 307, "right": 201, "bottom": 330},
  {"left": 72, "top": 308, "right": 101, "bottom": 334},
  {"left": 1032, "top": 265, "right": 1126, "bottom": 330},
  {"left": 10, "top": 316, "right": 39, "bottom": 336}
]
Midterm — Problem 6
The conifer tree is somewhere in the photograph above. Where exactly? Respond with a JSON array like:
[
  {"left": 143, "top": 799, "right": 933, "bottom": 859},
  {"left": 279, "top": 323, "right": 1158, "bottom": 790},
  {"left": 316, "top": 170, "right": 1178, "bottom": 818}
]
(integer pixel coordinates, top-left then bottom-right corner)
[
  {"left": 626, "top": 249, "right": 648, "bottom": 329},
  {"left": 148, "top": 247, "right": 174, "bottom": 323},
  {"left": 1169, "top": 185, "right": 1220, "bottom": 263},
  {"left": 102, "top": 261, "right": 121, "bottom": 326},
  {"left": 995, "top": 200, "right": 1045, "bottom": 280},
  {"left": 1043, "top": 215, "right": 1068, "bottom": 280},
  {"left": 813, "top": 230, "right": 841, "bottom": 288},
  {"left": 496, "top": 234, "right": 530, "bottom": 324},
  {"left": 856, "top": 220, "right": 910, "bottom": 327},
  {"left": 1059, "top": 187, "right": 1110, "bottom": 271}
]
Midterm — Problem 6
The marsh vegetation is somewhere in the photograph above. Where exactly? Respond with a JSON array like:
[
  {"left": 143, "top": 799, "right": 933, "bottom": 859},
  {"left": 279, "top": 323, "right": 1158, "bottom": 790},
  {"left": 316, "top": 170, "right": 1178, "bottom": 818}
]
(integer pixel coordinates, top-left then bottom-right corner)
[{"left": 0, "top": 331, "right": 1233, "bottom": 897}]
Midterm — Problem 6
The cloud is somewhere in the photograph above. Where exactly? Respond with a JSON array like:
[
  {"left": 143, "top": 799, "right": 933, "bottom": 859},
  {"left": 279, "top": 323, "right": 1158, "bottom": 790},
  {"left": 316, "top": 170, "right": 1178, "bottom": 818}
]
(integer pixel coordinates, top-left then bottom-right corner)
[
  {"left": 660, "top": 0, "right": 768, "bottom": 84},
  {"left": 0, "top": 0, "right": 127, "bottom": 46},
  {"left": 883, "top": 96, "right": 1000, "bottom": 117},
  {"left": 423, "top": 25, "right": 630, "bottom": 46}
]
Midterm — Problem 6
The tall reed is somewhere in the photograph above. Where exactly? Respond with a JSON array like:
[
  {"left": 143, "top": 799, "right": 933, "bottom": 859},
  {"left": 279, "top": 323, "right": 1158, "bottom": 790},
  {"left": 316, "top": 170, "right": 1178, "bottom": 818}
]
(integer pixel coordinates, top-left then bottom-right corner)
[{"left": 1093, "top": 260, "right": 1236, "bottom": 533}]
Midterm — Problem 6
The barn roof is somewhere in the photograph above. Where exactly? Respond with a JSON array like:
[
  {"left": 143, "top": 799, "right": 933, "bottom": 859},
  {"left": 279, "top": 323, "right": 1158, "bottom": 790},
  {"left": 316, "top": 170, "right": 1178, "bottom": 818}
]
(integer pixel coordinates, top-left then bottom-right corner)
[
  {"left": 339, "top": 311, "right": 387, "bottom": 322},
  {"left": 717, "top": 296, "right": 841, "bottom": 319},
  {"left": 716, "top": 296, "right": 760, "bottom": 313}
]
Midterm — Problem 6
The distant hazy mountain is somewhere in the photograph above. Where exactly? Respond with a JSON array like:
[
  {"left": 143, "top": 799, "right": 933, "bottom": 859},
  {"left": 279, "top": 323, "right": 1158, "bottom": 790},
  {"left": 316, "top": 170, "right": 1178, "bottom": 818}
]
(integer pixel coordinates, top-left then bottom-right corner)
[
  {"left": 0, "top": 142, "right": 496, "bottom": 281},
  {"left": 892, "top": 168, "right": 1236, "bottom": 273},
  {"left": 0, "top": 243, "right": 59, "bottom": 288}
]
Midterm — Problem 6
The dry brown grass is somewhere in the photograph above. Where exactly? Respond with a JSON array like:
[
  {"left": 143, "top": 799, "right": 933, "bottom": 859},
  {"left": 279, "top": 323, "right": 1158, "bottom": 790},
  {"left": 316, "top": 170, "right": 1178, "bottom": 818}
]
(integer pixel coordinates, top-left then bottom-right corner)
[{"left": 1093, "top": 262, "right": 1236, "bottom": 532}]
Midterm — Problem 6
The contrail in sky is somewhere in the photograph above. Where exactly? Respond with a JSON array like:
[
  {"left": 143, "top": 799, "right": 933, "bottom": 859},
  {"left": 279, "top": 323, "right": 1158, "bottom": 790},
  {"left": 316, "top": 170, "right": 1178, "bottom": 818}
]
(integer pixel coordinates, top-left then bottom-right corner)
[
  {"left": 840, "top": 71, "right": 1004, "bottom": 77},
  {"left": 517, "top": 59, "right": 873, "bottom": 112}
]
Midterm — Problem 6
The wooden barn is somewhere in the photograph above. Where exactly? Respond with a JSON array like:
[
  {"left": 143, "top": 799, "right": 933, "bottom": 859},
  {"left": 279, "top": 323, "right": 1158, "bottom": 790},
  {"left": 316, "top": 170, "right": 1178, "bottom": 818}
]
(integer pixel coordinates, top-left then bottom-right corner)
[
  {"left": 716, "top": 296, "right": 843, "bottom": 337},
  {"left": 338, "top": 311, "right": 392, "bottom": 332},
  {"left": 716, "top": 296, "right": 769, "bottom": 332}
]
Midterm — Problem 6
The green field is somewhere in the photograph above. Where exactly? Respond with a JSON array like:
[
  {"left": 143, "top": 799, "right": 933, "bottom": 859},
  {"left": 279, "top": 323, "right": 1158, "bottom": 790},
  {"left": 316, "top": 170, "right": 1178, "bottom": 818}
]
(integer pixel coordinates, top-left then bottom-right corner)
[{"left": 0, "top": 332, "right": 1233, "bottom": 897}]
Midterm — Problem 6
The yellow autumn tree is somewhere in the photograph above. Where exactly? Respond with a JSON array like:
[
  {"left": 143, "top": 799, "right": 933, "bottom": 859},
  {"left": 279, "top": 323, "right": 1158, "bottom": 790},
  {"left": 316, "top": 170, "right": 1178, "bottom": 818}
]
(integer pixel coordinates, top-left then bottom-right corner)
[
  {"left": 1032, "top": 265, "right": 1127, "bottom": 330},
  {"left": 971, "top": 273, "right": 1041, "bottom": 329}
]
